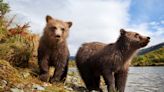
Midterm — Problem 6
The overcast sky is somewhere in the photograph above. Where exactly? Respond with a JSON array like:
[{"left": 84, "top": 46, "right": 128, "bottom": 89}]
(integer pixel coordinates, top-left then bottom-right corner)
[{"left": 6, "top": 0, "right": 164, "bottom": 56}]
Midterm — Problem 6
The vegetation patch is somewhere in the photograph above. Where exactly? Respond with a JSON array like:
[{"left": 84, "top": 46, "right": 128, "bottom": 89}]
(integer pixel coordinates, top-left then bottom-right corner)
[{"left": 132, "top": 47, "right": 164, "bottom": 66}]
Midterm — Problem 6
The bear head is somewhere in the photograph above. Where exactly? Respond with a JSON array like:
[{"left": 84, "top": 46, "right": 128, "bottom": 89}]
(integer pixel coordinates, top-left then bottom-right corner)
[
  {"left": 44, "top": 15, "right": 72, "bottom": 43},
  {"left": 120, "top": 29, "right": 150, "bottom": 48}
]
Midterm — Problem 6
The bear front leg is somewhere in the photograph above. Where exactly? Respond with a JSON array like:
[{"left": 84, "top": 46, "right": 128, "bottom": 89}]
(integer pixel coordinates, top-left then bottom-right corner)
[
  {"left": 38, "top": 57, "right": 49, "bottom": 82},
  {"left": 114, "top": 69, "right": 128, "bottom": 92},
  {"left": 60, "top": 62, "right": 68, "bottom": 82},
  {"left": 50, "top": 63, "right": 66, "bottom": 83},
  {"left": 102, "top": 70, "right": 115, "bottom": 92}
]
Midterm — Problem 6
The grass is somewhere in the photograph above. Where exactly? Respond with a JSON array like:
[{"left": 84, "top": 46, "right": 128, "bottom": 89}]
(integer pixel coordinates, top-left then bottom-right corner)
[
  {"left": 0, "top": 60, "right": 67, "bottom": 92},
  {"left": 68, "top": 60, "right": 76, "bottom": 68}
]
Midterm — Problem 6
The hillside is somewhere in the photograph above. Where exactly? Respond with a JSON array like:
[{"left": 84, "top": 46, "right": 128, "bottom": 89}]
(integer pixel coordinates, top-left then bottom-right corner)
[
  {"left": 138, "top": 42, "right": 164, "bottom": 55},
  {"left": 132, "top": 47, "right": 164, "bottom": 66}
]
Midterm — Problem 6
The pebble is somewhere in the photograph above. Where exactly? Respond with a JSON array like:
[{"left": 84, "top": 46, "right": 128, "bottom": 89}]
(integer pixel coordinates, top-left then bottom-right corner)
[
  {"left": 1, "top": 80, "right": 7, "bottom": 88},
  {"left": 22, "top": 72, "right": 30, "bottom": 78},
  {"left": 32, "top": 84, "right": 45, "bottom": 91},
  {"left": 64, "top": 86, "right": 73, "bottom": 91},
  {"left": 10, "top": 88, "right": 24, "bottom": 92}
]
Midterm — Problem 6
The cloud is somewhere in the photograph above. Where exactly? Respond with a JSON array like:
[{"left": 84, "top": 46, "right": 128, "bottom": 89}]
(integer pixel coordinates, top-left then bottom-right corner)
[
  {"left": 161, "top": 20, "right": 164, "bottom": 24},
  {"left": 7, "top": 0, "right": 131, "bottom": 55},
  {"left": 67, "top": 0, "right": 131, "bottom": 55},
  {"left": 149, "top": 21, "right": 159, "bottom": 26},
  {"left": 6, "top": 0, "right": 164, "bottom": 55}
]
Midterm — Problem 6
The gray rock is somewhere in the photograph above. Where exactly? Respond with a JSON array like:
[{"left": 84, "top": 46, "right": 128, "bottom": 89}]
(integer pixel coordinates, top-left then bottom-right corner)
[
  {"left": 0, "top": 80, "right": 7, "bottom": 88},
  {"left": 64, "top": 86, "right": 73, "bottom": 91},
  {"left": 16, "top": 84, "right": 24, "bottom": 89},
  {"left": 32, "top": 84, "right": 45, "bottom": 91},
  {"left": 22, "top": 72, "right": 30, "bottom": 78},
  {"left": 10, "top": 88, "right": 24, "bottom": 92}
]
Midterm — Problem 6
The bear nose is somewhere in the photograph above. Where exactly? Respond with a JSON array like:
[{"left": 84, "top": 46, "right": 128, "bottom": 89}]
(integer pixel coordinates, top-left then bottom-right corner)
[{"left": 147, "top": 37, "right": 150, "bottom": 40}]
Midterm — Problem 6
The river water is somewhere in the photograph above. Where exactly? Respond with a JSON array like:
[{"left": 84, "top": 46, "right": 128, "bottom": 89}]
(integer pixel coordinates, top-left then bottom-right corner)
[
  {"left": 126, "top": 67, "right": 164, "bottom": 92},
  {"left": 68, "top": 67, "right": 164, "bottom": 92}
]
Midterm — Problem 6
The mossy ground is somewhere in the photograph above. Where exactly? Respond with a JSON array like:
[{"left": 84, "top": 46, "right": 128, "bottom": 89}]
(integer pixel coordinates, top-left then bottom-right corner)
[{"left": 0, "top": 59, "right": 87, "bottom": 92}]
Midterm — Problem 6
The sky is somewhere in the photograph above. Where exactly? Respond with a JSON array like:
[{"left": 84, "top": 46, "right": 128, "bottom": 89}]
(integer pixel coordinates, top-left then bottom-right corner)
[{"left": 6, "top": 0, "right": 164, "bottom": 56}]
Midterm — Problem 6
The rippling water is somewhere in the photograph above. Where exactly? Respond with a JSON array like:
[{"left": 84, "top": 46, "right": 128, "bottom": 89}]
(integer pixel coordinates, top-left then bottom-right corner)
[{"left": 126, "top": 67, "right": 164, "bottom": 92}]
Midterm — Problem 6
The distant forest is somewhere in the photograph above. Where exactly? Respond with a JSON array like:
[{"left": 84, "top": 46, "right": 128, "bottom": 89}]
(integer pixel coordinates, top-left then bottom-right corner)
[{"left": 132, "top": 47, "right": 164, "bottom": 66}]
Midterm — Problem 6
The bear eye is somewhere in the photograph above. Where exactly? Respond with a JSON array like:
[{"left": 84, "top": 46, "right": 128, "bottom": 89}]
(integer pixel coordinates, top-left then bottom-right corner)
[
  {"left": 51, "top": 26, "right": 57, "bottom": 31},
  {"left": 135, "top": 33, "right": 139, "bottom": 38},
  {"left": 61, "top": 28, "right": 65, "bottom": 31}
]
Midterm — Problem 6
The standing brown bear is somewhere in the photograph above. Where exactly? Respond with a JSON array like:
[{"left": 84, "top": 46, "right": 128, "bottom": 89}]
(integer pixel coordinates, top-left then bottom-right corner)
[
  {"left": 38, "top": 15, "right": 72, "bottom": 83},
  {"left": 76, "top": 29, "right": 150, "bottom": 92}
]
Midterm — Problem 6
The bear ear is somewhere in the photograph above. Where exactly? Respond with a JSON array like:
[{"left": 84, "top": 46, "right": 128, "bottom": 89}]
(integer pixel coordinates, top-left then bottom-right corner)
[
  {"left": 66, "top": 21, "right": 72, "bottom": 28},
  {"left": 120, "top": 29, "right": 126, "bottom": 35},
  {"left": 46, "top": 15, "right": 53, "bottom": 23}
]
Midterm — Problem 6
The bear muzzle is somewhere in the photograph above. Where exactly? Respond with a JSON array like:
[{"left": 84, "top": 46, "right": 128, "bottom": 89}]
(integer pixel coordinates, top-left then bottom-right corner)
[
  {"left": 55, "top": 35, "right": 61, "bottom": 39},
  {"left": 140, "top": 36, "right": 150, "bottom": 47}
]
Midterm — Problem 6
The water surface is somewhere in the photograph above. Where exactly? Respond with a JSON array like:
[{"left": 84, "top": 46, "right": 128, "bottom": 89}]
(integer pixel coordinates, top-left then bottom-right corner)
[
  {"left": 126, "top": 67, "right": 164, "bottom": 92},
  {"left": 69, "top": 67, "right": 164, "bottom": 92}
]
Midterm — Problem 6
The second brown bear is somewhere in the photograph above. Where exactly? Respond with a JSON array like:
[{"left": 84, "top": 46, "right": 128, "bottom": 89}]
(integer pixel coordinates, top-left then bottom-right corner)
[
  {"left": 38, "top": 15, "right": 72, "bottom": 83},
  {"left": 76, "top": 29, "right": 150, "bottom": 92}
]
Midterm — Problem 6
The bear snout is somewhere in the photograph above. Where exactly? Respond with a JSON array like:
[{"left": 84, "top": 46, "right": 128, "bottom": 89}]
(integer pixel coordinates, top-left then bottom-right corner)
[
  {"left": 56, "top": 35, "right": 61, "bottom": 38},
  {"left": 146, "top": 36, "right": 150, "bottom": 43},
  {"left": 140, "top": 37, "right": 150, "bottom": 47},
  {"left": 142, "top": 36, "right": 150, "bottom": 42}
]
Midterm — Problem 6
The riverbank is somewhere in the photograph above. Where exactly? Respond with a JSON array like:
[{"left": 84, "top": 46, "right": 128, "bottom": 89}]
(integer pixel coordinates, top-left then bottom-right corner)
[{"left": 1, "top": 58, "right": 163, "bottom": 92}]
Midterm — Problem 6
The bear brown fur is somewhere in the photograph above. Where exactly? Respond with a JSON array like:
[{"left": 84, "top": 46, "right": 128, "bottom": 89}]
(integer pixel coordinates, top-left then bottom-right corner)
[
  {"left": 76, "top": 29, "right": 150, "bottom": 92},
  {"left": 38, "top": 15, "right": 72, "bottom": 83}
]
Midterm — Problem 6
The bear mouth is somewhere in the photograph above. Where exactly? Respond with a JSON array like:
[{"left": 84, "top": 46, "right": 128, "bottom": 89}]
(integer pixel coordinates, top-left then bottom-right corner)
[
  {"left": 140, "top": 40, "right": 150, "bottom": 47},
  {"left": 55, "top": 37, "right": 61, "bottom": 40},
  {"left": 55, "top": 37, "right": 63, "bottom": 43},
  {"left": 51, "top": 35, "right": 61, "bottom": 40},
  {"left": 50, "top": 36, "right": 62, "bottom": 43}
]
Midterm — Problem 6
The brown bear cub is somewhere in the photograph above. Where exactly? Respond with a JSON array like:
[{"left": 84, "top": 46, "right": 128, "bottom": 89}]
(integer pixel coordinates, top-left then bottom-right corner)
[
  {"left": 76, "top": 29, "right": 150, "bottom": 92},
  {"left": 38, "top": 15, "right": 72, "bottom": 83}
]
